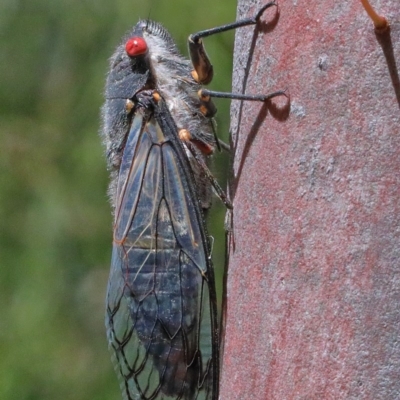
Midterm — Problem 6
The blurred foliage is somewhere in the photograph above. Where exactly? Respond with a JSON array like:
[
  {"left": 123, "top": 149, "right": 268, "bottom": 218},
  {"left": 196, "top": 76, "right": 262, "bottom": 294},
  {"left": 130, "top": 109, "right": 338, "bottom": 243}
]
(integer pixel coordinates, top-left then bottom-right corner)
[{"left": 0, "top": 0, "right": 236, "bottom": 399}]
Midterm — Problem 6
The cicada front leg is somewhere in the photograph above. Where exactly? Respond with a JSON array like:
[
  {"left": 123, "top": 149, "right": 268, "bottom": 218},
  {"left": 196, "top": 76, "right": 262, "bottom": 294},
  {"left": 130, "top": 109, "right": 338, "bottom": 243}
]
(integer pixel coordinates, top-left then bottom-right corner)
[{"left": 188, "top": 1, "right": 278, "bottom": 85}]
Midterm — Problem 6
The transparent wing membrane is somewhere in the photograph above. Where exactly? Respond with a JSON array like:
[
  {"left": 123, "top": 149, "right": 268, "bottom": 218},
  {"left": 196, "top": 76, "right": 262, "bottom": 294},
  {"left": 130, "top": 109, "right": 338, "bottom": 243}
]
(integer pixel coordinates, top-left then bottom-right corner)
[{"left": 106, "top": 108, "right": 217, "bottom": 400}]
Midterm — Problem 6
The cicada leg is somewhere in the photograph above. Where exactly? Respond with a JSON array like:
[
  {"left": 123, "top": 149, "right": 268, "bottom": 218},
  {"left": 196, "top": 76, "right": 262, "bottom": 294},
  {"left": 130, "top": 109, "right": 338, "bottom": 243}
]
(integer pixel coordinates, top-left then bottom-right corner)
[{"left": 188, "top": 1, "right": 278, "bottom": 85}]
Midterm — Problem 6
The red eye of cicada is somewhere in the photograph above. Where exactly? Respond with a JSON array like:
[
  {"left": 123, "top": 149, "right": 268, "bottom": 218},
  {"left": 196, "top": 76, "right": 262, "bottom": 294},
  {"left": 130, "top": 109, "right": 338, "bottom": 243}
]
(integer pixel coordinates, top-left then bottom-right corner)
[{"left": 125, "top": 37, "right": 148, "bottom": 57}]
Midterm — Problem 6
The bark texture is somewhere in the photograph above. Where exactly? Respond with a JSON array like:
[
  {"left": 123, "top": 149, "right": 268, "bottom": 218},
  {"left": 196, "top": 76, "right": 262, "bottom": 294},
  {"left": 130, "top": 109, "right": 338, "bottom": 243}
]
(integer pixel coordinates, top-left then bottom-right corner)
[{"left": 221, "top": 1, "right": 400, "bottom": 399}]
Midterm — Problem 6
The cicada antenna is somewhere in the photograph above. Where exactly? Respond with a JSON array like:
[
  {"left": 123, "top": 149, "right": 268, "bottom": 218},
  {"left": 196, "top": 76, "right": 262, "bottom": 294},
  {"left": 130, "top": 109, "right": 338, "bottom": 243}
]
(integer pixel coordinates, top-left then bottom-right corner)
[{"left": 146, "top": 0, "right": 154, "bottom": 23}]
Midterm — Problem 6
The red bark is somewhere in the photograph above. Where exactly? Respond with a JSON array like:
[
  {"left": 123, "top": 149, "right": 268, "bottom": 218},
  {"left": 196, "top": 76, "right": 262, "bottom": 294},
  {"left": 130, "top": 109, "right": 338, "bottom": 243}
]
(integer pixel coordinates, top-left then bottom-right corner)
[{"left": 221, "top": 1, "right": 400, "bottom": 399}]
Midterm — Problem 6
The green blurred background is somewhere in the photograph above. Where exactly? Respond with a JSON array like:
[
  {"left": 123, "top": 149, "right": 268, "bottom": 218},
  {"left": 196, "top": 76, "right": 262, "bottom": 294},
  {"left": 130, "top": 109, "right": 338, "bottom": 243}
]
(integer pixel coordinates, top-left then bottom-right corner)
[{"left": 0, "top": 0, "right": 235, "bottom": 399}]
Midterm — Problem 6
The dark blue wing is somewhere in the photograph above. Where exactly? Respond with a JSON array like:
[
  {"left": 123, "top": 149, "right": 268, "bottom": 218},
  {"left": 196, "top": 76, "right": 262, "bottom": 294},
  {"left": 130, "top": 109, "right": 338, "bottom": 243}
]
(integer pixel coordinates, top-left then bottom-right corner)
[{"left": 106, "top": 101, "right": 218, "bottom": 400}]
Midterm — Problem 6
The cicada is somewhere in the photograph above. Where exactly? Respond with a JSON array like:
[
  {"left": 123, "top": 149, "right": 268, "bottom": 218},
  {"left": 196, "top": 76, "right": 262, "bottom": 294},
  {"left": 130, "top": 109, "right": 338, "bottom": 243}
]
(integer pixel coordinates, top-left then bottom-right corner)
[{"left": 101, "top": 3, "right": 283, "bottom": 399}]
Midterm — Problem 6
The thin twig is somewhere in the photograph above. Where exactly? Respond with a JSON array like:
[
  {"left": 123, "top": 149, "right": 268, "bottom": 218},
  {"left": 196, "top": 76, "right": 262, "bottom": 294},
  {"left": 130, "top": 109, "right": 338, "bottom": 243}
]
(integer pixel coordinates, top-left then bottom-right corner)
[{"left": 360, "top": 0, "right": 389, "bottom": 33}]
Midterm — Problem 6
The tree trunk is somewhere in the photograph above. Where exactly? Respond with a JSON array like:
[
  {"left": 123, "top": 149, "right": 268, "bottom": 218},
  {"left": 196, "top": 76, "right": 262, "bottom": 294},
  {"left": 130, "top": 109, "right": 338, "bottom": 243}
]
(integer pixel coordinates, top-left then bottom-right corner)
[{"left": 221, "top": 1, "right": 400, "bottom": 399}]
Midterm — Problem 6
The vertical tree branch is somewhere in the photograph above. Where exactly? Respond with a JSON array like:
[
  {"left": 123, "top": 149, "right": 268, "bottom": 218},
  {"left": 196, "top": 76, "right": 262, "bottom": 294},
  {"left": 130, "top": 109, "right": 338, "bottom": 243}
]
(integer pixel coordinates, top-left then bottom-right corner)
[{"left": 221, "top": 0, "right": 400, "bottom": 398}]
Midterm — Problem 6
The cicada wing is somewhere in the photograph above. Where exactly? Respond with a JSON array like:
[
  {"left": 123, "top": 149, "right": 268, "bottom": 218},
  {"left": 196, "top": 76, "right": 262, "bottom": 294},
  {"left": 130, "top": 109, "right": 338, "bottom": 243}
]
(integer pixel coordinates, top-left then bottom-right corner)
[{"left": 106, "top": 104, "right": 218, "bottom": 400}]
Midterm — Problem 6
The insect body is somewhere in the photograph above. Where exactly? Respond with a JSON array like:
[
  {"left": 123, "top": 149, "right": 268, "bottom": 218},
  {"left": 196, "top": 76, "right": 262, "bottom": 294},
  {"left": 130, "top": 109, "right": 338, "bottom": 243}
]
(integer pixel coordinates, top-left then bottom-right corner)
[
  {"left": 102, "top": 20, "right": 220, "bottom": 400},
  {"left": 101, "top": 3, "right": 283, "bottom": 400}
]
